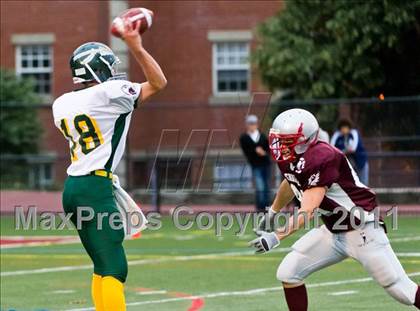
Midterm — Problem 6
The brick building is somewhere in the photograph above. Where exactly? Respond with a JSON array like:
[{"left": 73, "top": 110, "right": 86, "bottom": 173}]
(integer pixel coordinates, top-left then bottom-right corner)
[{"left": 1, "top": 0, "right": 282, "bottom": 190}]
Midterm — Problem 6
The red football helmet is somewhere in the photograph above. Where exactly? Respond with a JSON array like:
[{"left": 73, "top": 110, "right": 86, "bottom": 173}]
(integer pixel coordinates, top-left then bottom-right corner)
[{"left": 269, "top": 109, "right": 319, "bottom": 163}]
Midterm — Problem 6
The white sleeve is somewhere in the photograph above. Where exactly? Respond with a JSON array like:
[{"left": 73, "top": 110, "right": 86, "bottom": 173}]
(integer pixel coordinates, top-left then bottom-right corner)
[
  {"left": 348, "top": 129, "right": 359, "bottom": 151},
  {"left": 52, "top": 98, "right": 64, "bottom": 129},
  {"left": 104, "top": 80, "right": 142, "bottom": 113},
  {"left": 330, "top": 131, "right": 339, "bottom": 146}
]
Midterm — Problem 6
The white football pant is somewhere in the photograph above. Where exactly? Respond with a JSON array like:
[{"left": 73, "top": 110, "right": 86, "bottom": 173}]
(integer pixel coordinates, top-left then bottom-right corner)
[{"left": 277, "top": 223, "right": 418, "bottom": 305}]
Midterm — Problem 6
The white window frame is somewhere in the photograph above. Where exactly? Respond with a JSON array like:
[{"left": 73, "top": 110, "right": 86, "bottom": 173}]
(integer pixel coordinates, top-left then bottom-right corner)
[
  {"left": 12, "top": 33, "right": 55, "bottom": 97},
  {"left": 15, "top": 44, "right": 53, "bottom": 94},
  {"left": 208, "top": 31, "right": 253, "bottom": 97}
]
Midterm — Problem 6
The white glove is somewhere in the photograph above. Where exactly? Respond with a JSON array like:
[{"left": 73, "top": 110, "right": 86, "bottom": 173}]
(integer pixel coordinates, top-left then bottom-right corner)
[
  {"left": 249, "top": 230, "right": 280, "bottom": 254},
  {"left": 255, "top": 207, "right": 277, "bottom": 233}
]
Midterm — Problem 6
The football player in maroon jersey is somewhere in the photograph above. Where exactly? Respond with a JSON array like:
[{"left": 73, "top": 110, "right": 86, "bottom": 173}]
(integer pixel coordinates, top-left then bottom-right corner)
[{"left": 249, "top": 109, "right": 420, "bottom": 310}]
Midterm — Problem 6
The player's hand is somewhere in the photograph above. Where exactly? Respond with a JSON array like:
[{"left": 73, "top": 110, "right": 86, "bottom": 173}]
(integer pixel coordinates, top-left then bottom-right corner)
[
  {"left": 249, "top": 231, "right": 280, "bottom": 254},
  {"left": 254, "top": 207, "right": 277, "bottom": 233},
  {"left": 122, "top": 20, "right": 142, "bottom": 48}
]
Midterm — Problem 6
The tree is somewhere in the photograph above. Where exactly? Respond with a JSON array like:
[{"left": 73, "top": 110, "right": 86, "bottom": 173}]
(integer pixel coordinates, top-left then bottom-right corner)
[
  {"left": 253, "top": 0, "right": 420, "bottom": 98},
  {"left": 0, "top": 69, "right": 44, "bottom": 189},
  {"left": 0, "top": 69, "right": 42, "bottom": 154}
]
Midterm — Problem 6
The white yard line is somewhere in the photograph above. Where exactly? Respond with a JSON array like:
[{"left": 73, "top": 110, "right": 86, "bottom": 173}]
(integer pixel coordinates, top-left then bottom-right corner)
[
  {"left": 174, "top": 235, "right": 195, "bottom": 241},
  {"left": 63, "top": 272, "right": 420, "bottom": 311},
  {"left": 2, "top": 234, "right": 417, "bottom": 249},
  {"left": 136, "top": 290, "right": 168, "bottom": 295},
  {"left": 2, "top": 248, "right": 419, "bottom": 277},
  {"left": 390, "top": 236, "right": 420, "bottom": 242},
  {"left": 1, "top": 264, "right": 92, "bottom": 276},
  {"left": 395, "top": 252, "right": 420, "bottom": 257},
  {"left": 328, "top": 290, "right": 358, "bottom": 296},
  {"left": 0, "top": 249, "right": 286, "bottom": 277},
  {"left": 52, "top": 290, "right": 76, "bottom": 294}
]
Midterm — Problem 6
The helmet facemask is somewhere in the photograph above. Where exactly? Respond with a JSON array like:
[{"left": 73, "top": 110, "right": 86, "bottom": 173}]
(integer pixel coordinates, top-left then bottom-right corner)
[
  {"left": 269, "top": 124, "right": 318, "bottom": 163},
  {"left": 79, "top": 52, "right": 119, "bottom": 83}
]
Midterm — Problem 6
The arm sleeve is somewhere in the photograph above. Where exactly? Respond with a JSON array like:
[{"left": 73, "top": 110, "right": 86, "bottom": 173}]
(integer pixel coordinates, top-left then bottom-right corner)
[
  {"left": 260, "top": 133, "right": 270, "bottom": 152},
  {"left": 330, "top": 131, "right": 339, "bottom": 146},
  {"left": 105, "top": 81, "right": 142, "bottom": 113},
  {"left": 239, "top": 135, "right": 253, "bottom": 159},
  {"left": 239, "top": 135, "right": 247, "bottom": 153},
  {"left": 348, "top": 129, "right": 359, "bottom": 152}
]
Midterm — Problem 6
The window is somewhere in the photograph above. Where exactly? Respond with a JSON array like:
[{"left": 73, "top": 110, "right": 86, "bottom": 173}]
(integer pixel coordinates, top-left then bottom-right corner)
[
  {"left": 212, "top": 41, "right": 250, "bottom": 95},
  {"left": 29, "top": 162, "right": 54, "bottom": 189},
  {"left": 16, "top": 44, "right": 52, "bottom": 94},
  {"left": 156, "top": 158, "right": 193, "bottom": 190}
]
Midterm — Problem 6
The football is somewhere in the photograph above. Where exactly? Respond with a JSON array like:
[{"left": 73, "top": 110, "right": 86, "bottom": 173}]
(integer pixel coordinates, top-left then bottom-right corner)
[{"left": 110, "top": 7, "right": 154, "bottom": 38}]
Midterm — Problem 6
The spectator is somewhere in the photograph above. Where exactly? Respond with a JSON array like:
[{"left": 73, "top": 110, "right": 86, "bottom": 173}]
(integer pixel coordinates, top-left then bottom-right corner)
[
  {"left": 239, "top": 115, "right": 271, "bottom": 212},
  {"left": 331, "top": 119, "right": 369, "bottom": 185}
]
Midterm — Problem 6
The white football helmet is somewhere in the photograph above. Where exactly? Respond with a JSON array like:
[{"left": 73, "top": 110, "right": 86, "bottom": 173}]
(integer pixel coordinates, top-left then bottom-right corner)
[{"left": 269, "top": 108, "right": 319, "bottom": 163}]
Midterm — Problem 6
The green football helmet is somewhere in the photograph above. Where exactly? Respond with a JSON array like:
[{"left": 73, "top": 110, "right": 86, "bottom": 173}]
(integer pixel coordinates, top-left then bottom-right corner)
[{"left": 70, "top": 42, "right": 125, "bottom": 84}]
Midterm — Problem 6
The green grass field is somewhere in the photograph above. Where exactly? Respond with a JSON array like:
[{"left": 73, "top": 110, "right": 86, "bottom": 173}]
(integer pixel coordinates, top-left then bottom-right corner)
[{"left": 1, "top": 215, "right": 419, "bottom": 311}]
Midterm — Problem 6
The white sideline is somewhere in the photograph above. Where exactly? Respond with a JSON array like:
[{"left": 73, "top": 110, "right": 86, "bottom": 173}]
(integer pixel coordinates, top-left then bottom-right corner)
[
  {"left": 136, "top": 290, "right": 167, "bottom": 295},
  {"left": 395, "top": 252, "right": 420, "bottom": 257},
  {"left": 0, "top": 249, "right": 286, "bottom": 277},
  {"left": 1, "top": 235, "right": 418, "bottom": 249},
  {"left": 63, "top": 272, "right": 420, "bottom": 311},
  {"left": 389, "top": 236, "right": 420, "bottom": 242},
  {"left": 2, "top": 248, "right": 420, "bottom": 277},
  {"left": 328, "top": 290, "right": 358, "bottom": 296}
]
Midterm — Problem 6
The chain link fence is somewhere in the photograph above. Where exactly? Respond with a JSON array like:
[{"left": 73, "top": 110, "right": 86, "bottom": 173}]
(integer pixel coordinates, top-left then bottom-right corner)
[{"left": 1, "top": 96, "right": 419, "bottom": 201}]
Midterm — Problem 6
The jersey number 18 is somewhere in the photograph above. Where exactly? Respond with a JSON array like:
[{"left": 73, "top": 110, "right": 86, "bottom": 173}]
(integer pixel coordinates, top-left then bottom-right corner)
[{"left": 60, "top": 114, "right": 104, "bottom": 161}]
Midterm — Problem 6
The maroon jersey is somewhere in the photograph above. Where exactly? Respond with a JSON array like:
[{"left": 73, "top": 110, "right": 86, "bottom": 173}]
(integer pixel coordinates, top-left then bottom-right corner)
[{"left": 278, "top": 141, "right": 378, "bottom": 232}]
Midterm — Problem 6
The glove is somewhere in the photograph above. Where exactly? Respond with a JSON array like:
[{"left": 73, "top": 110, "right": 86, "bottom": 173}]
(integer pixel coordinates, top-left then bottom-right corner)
[
  {"left": 249, "top": 230, "right": 280, "bottom": 254},
  {"left": 254, "top": 207, "right": 277, "bottom": 233}
]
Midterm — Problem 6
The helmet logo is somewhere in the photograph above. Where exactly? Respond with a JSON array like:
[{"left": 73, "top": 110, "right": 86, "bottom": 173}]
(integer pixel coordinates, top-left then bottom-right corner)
[
  {"left": 290, "top": 157, "right": 305, "bottom": 174},
  {"left": 75, "top": 68, "right": 86, "bottom": 76},
  {"left": 308, "top": 172, "right": 320, "bottom": 187},
  {"left": 121, "top": 84, "right": 137, "bottom": 96}
]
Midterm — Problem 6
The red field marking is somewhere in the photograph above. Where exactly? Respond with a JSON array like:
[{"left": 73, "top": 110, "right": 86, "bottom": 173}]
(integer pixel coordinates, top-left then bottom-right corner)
[
  {"left": 187, "top": 298, "right": 205, "bottom": 311},
  {"left": 0, "top": 236, "right": 79, "bottom": 248},
  {"left": 133, "top": 287, "right": 205, "bottom": 311},
  {"left": 131, "top": 231, "right": 142, "bottom": 239},
  {"left": 169, "top": 291, "right": 205, "bottom": 311}
]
